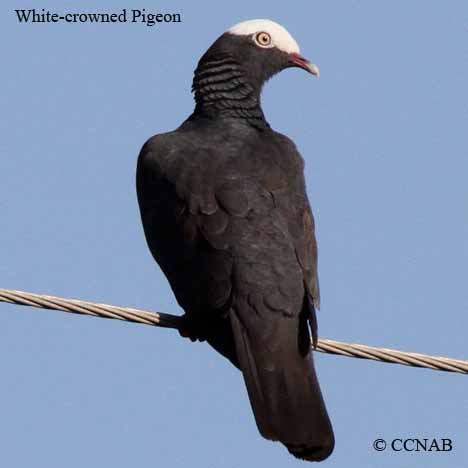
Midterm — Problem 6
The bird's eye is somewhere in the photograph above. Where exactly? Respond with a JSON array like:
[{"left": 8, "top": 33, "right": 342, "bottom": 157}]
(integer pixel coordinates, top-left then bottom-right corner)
[{"left": 254, "top": 32, "right": 272, "bottom": 48}]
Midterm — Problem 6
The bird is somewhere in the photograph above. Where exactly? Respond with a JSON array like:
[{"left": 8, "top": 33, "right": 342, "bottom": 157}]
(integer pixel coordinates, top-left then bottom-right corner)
[{"left": 136, "top": 19, "right": 334, "bottom": 462}]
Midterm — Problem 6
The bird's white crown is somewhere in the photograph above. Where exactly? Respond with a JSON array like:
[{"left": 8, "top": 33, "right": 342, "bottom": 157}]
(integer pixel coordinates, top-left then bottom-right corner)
[{"left": 228, "top": 19, "right": 300, "bottom": 54}]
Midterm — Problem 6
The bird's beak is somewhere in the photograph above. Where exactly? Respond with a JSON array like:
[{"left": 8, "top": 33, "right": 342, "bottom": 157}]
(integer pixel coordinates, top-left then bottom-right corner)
[{"left": 289, "top": 53, "right": 320, "bottom": 77}]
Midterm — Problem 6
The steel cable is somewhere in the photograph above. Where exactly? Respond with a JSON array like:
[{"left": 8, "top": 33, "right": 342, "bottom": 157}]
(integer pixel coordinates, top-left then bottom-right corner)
[{"left": 1, "top": 287, "right": 466, "bottom": 374}]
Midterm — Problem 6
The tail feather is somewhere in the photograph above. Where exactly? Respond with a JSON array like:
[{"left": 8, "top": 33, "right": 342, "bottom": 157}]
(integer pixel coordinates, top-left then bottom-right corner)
[{"left": 230, "top": 309, "right": 334, "bottom": 462}]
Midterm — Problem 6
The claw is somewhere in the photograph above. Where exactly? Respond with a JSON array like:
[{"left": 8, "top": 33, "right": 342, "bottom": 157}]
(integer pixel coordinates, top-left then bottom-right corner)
[{"left": 178, "top": 314, "right": 208, "bottom": 342}]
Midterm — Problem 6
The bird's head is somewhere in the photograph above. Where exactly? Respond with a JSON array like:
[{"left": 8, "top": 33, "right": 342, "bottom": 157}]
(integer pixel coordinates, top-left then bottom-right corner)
[
  {"left": 228, "top": 19, "right": 319, "bottom": 79},
  {"left": 192, "top": 19, "right": 318, "bottom": 125},
  {"left": 198, "top": 19, "right": 319, "bottom": 86}
]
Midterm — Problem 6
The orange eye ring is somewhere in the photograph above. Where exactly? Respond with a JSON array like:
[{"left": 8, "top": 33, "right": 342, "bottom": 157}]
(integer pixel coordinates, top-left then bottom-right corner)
[{"left": 254, "top": 31, "right": 272, "bottom": 48}]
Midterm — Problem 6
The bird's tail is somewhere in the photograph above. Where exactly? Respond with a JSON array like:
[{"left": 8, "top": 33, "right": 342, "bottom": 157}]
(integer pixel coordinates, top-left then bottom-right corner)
[{"left": 229, "top": 305, "right": 334, "bottom": 462}]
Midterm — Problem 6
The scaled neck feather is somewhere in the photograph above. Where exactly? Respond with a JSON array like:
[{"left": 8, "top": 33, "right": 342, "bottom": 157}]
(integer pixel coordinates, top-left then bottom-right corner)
[{"left": 191, "top": 54, "right": 269, "bottom": 129}]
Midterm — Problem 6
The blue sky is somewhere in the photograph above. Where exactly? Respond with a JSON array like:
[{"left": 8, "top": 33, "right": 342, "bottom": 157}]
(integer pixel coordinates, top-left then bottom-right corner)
[{"left": 1, "top": 1, "right": 467, "bottom": 467}]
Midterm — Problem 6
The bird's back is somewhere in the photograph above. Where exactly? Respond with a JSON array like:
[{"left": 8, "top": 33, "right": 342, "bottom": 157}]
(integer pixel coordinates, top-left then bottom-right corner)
[{"left": 137, "top": 117, "right": 313, "bottom": 314}]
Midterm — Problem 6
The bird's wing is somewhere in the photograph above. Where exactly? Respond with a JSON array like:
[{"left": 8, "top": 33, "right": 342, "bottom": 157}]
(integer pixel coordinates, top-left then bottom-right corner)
[
  {"left": 253, "top": 135, "right": 321, "bottom": 342},
  {"left": 282, "top": 186, "right": 321, "bottom": 344},
  {"left": 136, "top": 133, "right": 244, "bottom": 365},
  {"left": 295, "top": 200, "right": 321, "bottom": 309}
]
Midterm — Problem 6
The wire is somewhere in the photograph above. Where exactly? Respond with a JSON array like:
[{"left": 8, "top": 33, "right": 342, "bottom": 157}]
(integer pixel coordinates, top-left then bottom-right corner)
[{"left": 0, "top": 287, "right": 466, "bottom": 374}]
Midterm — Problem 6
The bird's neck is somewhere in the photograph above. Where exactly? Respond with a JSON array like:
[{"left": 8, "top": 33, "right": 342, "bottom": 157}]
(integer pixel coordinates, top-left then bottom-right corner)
[{"left": 191, "top": 55, "right": 269, "bottom": 129}]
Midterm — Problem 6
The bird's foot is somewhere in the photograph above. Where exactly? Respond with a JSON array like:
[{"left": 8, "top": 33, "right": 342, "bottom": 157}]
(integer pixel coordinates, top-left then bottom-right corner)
[{"left": 178, "top": 314, "right": 208, "bottom": 342}]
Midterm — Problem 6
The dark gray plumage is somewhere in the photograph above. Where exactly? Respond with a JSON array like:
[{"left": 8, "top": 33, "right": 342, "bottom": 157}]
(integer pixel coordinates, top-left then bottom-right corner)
[{"left": 136, "top": 19, "right": 334, "bottom": 462}]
